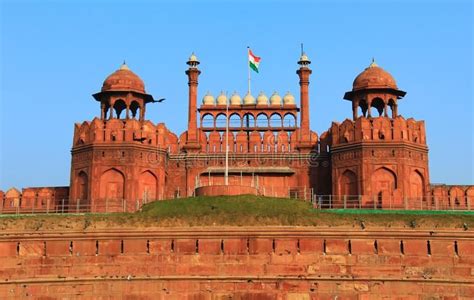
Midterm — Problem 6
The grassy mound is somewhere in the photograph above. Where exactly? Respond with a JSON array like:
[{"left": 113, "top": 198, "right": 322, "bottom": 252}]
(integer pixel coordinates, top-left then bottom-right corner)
[{"left": 0, "top": 195, "right": 473, "bottom": 231}]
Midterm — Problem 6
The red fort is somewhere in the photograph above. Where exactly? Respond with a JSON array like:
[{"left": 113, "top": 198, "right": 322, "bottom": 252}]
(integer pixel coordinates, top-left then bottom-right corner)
[{"left": 1, "top": 53, "right": 472, "bottom": 211}]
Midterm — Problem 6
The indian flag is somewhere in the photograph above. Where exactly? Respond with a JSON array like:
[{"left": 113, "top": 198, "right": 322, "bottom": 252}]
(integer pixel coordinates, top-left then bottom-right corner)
[{"left": 248, "top": 48, "right": 261, "bottom": 73}]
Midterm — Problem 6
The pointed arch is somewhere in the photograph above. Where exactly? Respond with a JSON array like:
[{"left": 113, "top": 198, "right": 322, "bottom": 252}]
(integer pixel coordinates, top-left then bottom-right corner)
[
  {"left": 409, "top": 170, "right": 425, "bottom": 200},
  {"left": 99, "top": 168, "right": 125, "bottom": 200},
  {"left": 371, "top": 167, "right": 397, "bottom": 200},
  {"left": 130, "top": 100, "right": 141, "bottom": 119},
  {"left": 340, "top": 170, "right": 358, "bottom": 196},
  {"left": 139, "top": 171, "right": 157, "bottom": 202},
  {"left": 256, "top": 113, "right": 269, "bottom": 127},
  {"left": 371, "top": 97, "right": 385, "bottom": 116},
  {"left": 113, "top": 99, "right": 127, "bottom": 119}
]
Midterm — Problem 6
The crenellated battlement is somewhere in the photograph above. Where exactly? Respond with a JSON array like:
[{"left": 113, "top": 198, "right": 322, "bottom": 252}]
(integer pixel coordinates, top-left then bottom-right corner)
[
  {"left": 330, "top": 116, "right": 426, "bottom": 147},
  {"left": 72, "top": 118, "right": 180, "bottom": 154}
]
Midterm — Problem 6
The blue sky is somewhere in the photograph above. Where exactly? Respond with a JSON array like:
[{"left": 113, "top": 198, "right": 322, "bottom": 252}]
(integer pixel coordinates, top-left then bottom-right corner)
[{"left": 0, "top": 0, "right": 472, "bottom": 190}]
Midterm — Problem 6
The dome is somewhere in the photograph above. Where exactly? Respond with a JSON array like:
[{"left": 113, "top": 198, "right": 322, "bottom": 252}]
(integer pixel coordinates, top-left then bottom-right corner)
[
  {"left": 352, "top": 59, "right": 397, "bottom": 91},
  {"left": 283, "top": 91, "right": 295, "bottom": 105},
  {"left": 230, "top": 92, "right": 241, "bottom": 105},
  {"left": 243, "top": 92, "right": 255, "bottom": 105},
  {"left": 101, "top": 63, "right": 145, "bottom": 94},
  {"left": 216, "top": 91, "right": 227, "bottom": 105},
  {"left": 187, "top": 52, "right": 200, "bottom": 67},
  {"left": 298, "top": 52, "right": 311, "bottom": 66},
  {"left": 202, "top": 92, "right": 215, "bottom": 105},
  {"left": 257, "top": 92, "right": 268, "bottom": 105},
  {"left": 270, "top": 91, "right": 282, "bottom": 105}
]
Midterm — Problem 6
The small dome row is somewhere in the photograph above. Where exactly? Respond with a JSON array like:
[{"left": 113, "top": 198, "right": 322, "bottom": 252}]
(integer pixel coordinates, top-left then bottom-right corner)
[{"left": 203, "top": 91, "right": 295, "bottom": 106}]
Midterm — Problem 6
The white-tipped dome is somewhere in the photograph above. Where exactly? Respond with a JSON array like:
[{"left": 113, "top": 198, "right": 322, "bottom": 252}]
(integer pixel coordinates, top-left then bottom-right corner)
[
  {"left": 216, "top": 91, "right": 227, "bottom": 105},
  {"left": 202, "top": 91, "right": 215, "bottom": 105},
  {"left": 256, "top": 91, "right": 268, "bottom": 105},
  {"left": 243, "top": 92, "right": 255, "bottom": 105},
  {"left": 283, "top": 91, "right": 295, "bottom": 105},
  {"left": 270, "top": 91, "right": 282, "bottom": 105},
  {"left": 230, "top": 92, "right": 241, "bottom": 105}
]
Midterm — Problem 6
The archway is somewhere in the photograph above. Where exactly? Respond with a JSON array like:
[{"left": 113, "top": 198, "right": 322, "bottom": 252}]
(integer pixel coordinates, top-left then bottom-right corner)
[
  {"left": 201, "top": 114, "right": 214, "bottom": 128},
  {"left": 409, "top": 170, "right": 424, "bottom": 200},
  {"left": 99, "top": 168, "right": 125, "bottom": 200},
  {"left": 113, "top": 99, "right": 127, "bottom": 119},
  {"left": 256, "top": 113, "right": 268, "bottom": 127},
  {"left": 358, "top": 99, "right": 368, "bottom": 117},
  {"left": 340, "top": 170, "right": 358, "bottom": 196},
  {"left": 269, "top": 113, "right": 282, "bottom": 127},
  {"left": 130, "top": 101, "right": 140, "bottom": 119},
  {"left": 139, "top": 171, "right": 157, "bottom": 203},
  {"left": 371, "top": 167, "right": 397, "bottom": 207},
  {"left": 243, "top": 113, "right": 255, "bottom": 128},
  {"left": 229, "top": 113, "right": 241, "bottom": 128},
  {"left": 371, "top": 98, "right": 385, "bottom": 117},
  {"left": 215, "top": 113, "right": 227, "bottom": 128},
  {"left": 283, "top": 113, "right": 296, "bottom": 127}
]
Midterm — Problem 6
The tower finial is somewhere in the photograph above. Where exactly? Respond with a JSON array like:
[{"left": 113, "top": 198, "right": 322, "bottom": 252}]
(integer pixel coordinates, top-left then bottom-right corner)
[
  {"left": 120, "top": 60, "right": 130, "bottom": 70},
  {"left": 369, "top": 57, "right": 378, "bottom": 68}
]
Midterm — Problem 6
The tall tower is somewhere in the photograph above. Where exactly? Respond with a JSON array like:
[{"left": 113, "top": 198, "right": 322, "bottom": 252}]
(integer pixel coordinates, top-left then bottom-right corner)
[
  {"left": 296, "top": 53, "right": 313, "bottom": 151},
  {"left": 183, "top": 53, "right": 202, "bottom": 152},
  {"left": 329, "top": 60, "right": 430, "bottom": 208},
  {"left": 69, "top": 63, "right": 168, "bottom": 211}
]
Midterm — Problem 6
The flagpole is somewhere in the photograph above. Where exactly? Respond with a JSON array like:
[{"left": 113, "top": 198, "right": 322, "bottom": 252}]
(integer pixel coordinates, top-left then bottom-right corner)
[
  {"left": 225, "top": 91, "right": 229, "bottom": 186},
  {"left": 247, "top": 46, "right": 251, "bottom": 95}
]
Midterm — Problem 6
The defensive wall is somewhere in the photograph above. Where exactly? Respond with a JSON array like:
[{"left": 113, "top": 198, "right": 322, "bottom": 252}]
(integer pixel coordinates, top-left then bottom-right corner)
[{"left": 0, "top": 226, "right": 473, "bottom": 299}]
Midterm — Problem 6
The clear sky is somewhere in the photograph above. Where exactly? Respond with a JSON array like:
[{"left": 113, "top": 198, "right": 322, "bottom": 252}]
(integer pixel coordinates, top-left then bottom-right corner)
[{"left": 0, "top": 0, "right": 472, "bottom": 190}]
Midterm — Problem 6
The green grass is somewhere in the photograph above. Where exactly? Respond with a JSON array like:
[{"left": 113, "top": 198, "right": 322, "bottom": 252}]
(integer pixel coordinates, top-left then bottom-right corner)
[{"left": 0, "top": 195, "right": 473, "bottom": 230}]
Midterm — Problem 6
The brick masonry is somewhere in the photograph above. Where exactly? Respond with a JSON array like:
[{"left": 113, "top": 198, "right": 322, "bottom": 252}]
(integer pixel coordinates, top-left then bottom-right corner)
[{"left": 0, "top": 227, "right": 472, "bottom": 299}]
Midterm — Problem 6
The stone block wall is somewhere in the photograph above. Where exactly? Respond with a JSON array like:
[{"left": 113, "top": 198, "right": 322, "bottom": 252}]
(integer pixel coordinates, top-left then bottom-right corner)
[{"left": 0, "top": 227, "right": 472, "bottom": 299}]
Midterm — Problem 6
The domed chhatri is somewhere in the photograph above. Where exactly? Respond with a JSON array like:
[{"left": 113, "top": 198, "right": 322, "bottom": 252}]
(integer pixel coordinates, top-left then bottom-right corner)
[
  {"left": 101, "top": 62, "right": 146, "bottom": 94},
  {"left": 202, "top": 92, "right": 215, "bottom": 105},
  {"left": 283, "top": 91, "right": 295, "bottom": 105},
  {"left": 216, "top": 91, "right": 228, "bottom": 106},
  {"left": 230, "top": 92, "right": 242, "bottom": 105},
  {"left": 270, "top": 91, "right": 282, "bottom": 105},
  {"left": 256, "top": 91, "right": 269, "bottom": 105},
  {"left": 243, "top": 92, "right": 256, "bottom": 105},
  {"left": 352, "top": 59, "right": 397, "bottom": 91}
]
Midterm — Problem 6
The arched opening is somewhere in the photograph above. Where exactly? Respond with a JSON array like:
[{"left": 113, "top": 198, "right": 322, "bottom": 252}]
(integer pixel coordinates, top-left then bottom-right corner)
[
  {"left": 229, "top": 113, "right": 241, "bottom": 128},
  {"left": 99, "top": 168, "right": 125, "bottom": 201},
  {"left": 358, "top": 99, "right": 368, "bottom": 117},
  {"left": 371, "top": 98, "right": 385, "bottom": 117},
  {"left": 130, "top": 101, "right": 141, "bottom": 119},
  {"left": 76, "top": 171, "right": 88, "bottom": 203},
  {"left": 269, "top": 113, "right": 282, "bottom": 127},
  {"left": 388, "top": 99, "right": 397, "bottom": 118},
  {"left": 113, "top": 99, "right": 127, "bottom": 119},
  {"left": 201, "top": 114, "right": 214, "bottom": 128},
  {"left": 340, "top": 170, "right": 358, "bottom": 197},
  {"left": 283, "top": 113, "right": 296, "bottom": 127},
  {"left": 256, "top": 113, "right": 268, "bottom": 127},
  {"left": 371, "top": 167, "right": 397, "bottom": 206},
  {"left": 243, "top": 113, "right": 255, "bottom": 128},
  {"left": 409, "top": 170, "right": 425, "bottom": 200},
  {"left": 139, "top": 171, "right": 157, "bottom": 203},
  {"left": 215, "top": 113, "right": 227, "bottom": 128}
]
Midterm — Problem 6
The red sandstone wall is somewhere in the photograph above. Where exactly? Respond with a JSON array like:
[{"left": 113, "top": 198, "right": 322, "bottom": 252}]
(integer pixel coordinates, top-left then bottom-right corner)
[{"left": 0, "top": 227, "right": 472, "bottom": 299}]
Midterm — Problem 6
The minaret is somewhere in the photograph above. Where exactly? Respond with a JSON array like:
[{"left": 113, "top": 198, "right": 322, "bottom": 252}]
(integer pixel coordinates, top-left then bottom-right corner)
[
  {"left": 296, "top": 52, "right": 312, "bottom": 149},
  {"left": 184, "top": 53, "right": 201, "bottom": 151}
]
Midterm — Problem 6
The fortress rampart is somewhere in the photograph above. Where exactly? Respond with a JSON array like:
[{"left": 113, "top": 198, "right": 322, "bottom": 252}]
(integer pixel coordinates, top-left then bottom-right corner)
[{"left": 0, "top": 227, "right": 472, "bottom": 298}]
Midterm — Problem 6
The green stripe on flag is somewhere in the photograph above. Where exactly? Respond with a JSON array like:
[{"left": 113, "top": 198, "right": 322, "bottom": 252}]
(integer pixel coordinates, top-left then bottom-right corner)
[{"left": 249, "top": 62, "right": 259, "bottom": 73}]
